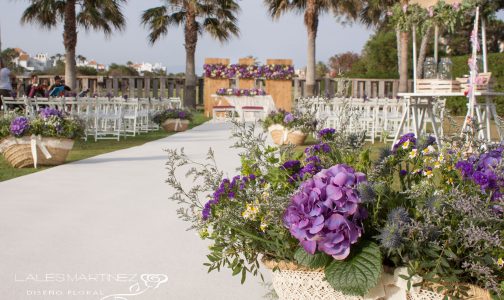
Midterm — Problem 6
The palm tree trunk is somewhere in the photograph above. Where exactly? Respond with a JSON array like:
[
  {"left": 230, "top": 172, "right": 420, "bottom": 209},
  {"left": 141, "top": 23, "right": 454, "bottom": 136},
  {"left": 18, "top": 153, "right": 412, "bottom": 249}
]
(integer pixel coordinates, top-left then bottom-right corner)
[
  {"left": 396, "top": 28, "right": 401, "bottom": 77},
  {"left": 184, "top": 5, "right": 198, "bottom": 108},
  {"left": 399, "top": 31, "right": 409, "bottom": 92},
  {"left": 63, "top": 0, "right": 77, "bottom": 91},
  {"left": 416, "top": 27, "right": 432, "bottom": 79},
  {"left": 304, "top": 0, "right": 318, "bottom": 97}
]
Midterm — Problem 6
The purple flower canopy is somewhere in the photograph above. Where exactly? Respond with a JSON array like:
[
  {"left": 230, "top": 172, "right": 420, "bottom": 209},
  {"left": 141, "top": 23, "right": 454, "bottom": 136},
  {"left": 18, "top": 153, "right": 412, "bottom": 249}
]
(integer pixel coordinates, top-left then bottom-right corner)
[
  {"left": 204, "top": 64, "right": 295, "bottom": 80},
  {"left": 283, "top": 164, "right": 366, "bottom": 259},
  {"left": 10, "top": 117, "right": 30, "bottom": 137}
]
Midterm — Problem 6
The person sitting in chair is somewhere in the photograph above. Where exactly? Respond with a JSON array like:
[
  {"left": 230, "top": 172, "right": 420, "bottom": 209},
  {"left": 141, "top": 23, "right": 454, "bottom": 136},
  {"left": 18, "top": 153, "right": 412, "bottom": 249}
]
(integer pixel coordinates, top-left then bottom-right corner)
[
  {"left": 25, "top": 74, "right": 47, "bottom": 97},
  {"left": 48, "top": 76, "right": 71, "bottom": 97}
]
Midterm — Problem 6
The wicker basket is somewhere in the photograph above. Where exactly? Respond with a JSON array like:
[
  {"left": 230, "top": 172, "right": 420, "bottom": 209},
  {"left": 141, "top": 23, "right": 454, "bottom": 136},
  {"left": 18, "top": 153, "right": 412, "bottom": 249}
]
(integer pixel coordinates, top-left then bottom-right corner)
[
  {"left": 268, "top": 125, "right": 307, "bottom": 146},
  {"left": 287, "top": 130, "right": 307, "bottom": 146},
  {"left": 408, "top": 284, "right": 491, "bottom": 300},
  {"left": 162, "top": 119, "right": 190, "bottom": 132},
  {"left": 263, "top": 260, "right": 363, "bottom": 300},
  {"left": 0, "top": 136, "right": 74, "bottom": 168}
]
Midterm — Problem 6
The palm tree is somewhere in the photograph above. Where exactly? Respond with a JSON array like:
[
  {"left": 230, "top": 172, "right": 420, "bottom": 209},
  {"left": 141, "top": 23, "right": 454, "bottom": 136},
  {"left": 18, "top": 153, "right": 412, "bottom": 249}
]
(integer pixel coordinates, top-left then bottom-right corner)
[
  {"left": 76, "top": 54, "right": 87, "bottom": 65},
  {"left": 21, "top": 0, "right": 126, "bottom": 91},
  {"left": 142, "top": 0, "right": 240, "bottom": 108},
  {"left": 264, "top": 0, "right": 360, "bottom": 97},
  {"left": 360, "top": 0, "right": 409, "bottom": 92}
]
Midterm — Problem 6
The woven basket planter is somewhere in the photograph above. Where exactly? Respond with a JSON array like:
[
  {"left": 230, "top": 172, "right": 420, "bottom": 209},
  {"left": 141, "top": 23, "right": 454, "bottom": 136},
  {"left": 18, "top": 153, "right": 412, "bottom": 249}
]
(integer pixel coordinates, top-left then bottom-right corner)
[
  {"left": 162, "top": 119, "right": 190, "bottom": 132},
  {"left": 263, "top": 260, "right": 362, "bottom": 300},
  {"left": 408, "top": 284, "right": 491, "bottom": 300},
  {"left": 268, "top": 125, "right": 307, "bottom": 146},
  {"left": 0, "top": 136, "right": 74, "bottom": 168}
]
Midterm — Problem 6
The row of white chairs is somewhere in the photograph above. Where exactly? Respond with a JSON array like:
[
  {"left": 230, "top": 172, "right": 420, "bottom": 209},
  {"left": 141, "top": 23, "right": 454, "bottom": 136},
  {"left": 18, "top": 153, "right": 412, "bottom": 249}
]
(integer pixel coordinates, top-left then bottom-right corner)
[
  {"left": 1, "top": 96, "right": 182, "bottom": 142},
  {"left": 299, "top": 96, "right": 445, "bottom": 144}
]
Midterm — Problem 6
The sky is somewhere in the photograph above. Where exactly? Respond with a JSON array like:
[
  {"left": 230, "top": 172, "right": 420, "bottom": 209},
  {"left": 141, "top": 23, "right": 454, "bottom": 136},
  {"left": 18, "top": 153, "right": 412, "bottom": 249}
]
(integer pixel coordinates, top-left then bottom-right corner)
[{"left": 0, "top": 0, "right": 374, "bottom": 73}]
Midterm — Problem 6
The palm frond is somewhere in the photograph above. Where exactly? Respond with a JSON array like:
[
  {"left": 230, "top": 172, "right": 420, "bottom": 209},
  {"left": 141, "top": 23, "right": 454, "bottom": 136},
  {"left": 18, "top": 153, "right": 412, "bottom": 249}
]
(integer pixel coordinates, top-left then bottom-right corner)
[
  {"left": 263, "top": 0, "right": 293, "bottom": 19},
  {"left": 141, "top": 5, "right": 184, "bottom": 44},
  {"left": 20, "top": 0, "right": 65, "bottom": 28},
  {"left": 78, "top": 0, "right": 127, "bottom": 35}
]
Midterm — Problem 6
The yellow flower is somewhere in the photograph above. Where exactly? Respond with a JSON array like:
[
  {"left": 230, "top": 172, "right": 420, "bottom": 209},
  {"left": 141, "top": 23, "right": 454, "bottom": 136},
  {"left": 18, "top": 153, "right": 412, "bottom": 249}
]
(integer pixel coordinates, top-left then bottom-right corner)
[
  {"left": 434, "top": 161, "right": 441, "bottom": 169},
  {"left": 409, "top": 149, "right": 418, "bottom": 159},
  {"left": 242, "top": 203, "right": 259, "bottom": 220},
  {"left": 438, "top": 153, "right": 445, "bottom": 162},
  {"left": 424, "top": 157, "right": 434, "bottom": 164},
  {"left": 446, "top": 178, "right": 454, "bottom": 185},
  {"left": 446, "top": 164, "right": 454, "bottom": 171},
  {"left": 402, "top": 140, "right": 411, "bottom": 149},
  {"left": 260, "top": 222, "right": 268, "bottom": 232},
  {"left": 497, "top": 258, "right": 504, "bottom": 268},
  {"left": 423, "top": 169, "right": 434, "bottom": 178}
]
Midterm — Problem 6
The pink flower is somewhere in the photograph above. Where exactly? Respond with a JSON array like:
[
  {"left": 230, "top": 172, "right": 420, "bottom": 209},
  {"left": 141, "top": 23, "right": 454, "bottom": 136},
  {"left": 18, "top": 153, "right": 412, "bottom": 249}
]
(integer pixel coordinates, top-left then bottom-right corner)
[
  {"left": 452, "top": 2, "right": 460, "bottom": 11},
  {"left": 428, "top": 6, "right": 434, "bottom": 17},
  {"left": 386, "top": 11, "right": 393, "bottom": 16},
  {"left": 402, "top": 4, "right": 408, "bottom": 13}
]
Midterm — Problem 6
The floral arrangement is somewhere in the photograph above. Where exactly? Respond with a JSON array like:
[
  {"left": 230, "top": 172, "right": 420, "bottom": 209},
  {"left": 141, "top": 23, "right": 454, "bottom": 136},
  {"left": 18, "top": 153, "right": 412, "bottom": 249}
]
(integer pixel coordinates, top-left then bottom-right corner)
[
  {"left": 262, "top": 109, "right": 317, "bottom": 134},
  {"left": 373, "top": 134, "right": 504, "bottom": 297},
  {"left": 216, "top": 88, "right": 267, "bottom": 97},
  {"left": 151, "top": 108, "right": 193, "bottom": 125},
  {"left": 0, "top": 108, "right": 85, "bottom": 140},
  {"left": 203, "top": 64, "right": 295, "bottom": 80},
  {"left": 165, "top": 113, "right": 503, "bottom": 298},
  {"left": 387, "top": 0, "right": 479, "bottom": 33}
]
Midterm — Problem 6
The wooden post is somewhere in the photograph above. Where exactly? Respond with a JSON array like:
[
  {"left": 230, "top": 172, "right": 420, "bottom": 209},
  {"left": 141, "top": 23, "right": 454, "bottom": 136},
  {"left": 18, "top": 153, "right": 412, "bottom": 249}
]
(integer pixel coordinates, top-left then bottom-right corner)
[
  {"left": 265, "top": 59, "right": 293, "bottom": 111},
  {"left": 168, "top": 80, "right": 174, "bottom": 98},
  {"left": 136, "top": 78, "right": 144, "bottom": 98},
  {"left": 378, "top": 80, "right": 385, "bottom": 98},
  {"left": 128, "top": 78, "right": 135, "bottom": 98},
  {"left": 112, "top": 78, "right": 119, "bottom": 96},
  {"left": 160, "top": 78, "right": 166, "bottom": 98},
  {"left": 293, "top": 78, "right": 300, "bottom": 100},
  {"left": 144, "top": 77, "right": 151, "bottom": 99},
  {"left": 237, "top": 58, "right": 256, "bottom": 89},
  {"left": 203, "top": 58, "right": 230, "bottom": 116},
  {"left": 153, "top": 78, "right": 159, "bottom": 98}
]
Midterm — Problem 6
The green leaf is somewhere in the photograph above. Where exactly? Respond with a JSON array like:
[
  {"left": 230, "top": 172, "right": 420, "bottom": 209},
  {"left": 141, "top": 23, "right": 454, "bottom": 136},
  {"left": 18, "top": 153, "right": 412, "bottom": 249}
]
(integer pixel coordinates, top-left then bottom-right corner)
[
  {"left": 294, "top": 248, "right": 332, "bottom": 269},
  {"left": 324, "top": 241, "right": 382, "bottom": 296}
]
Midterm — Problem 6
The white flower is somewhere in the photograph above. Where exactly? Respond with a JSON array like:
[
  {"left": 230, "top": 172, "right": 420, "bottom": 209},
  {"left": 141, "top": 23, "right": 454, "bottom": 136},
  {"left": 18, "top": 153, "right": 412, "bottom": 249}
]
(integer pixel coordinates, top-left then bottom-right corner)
[
  {"left": 422, "top": 145, "right": 436, "bottom": 155},
  {"left": 402, "top": 140, "right": 411, "bottom": 149},
  {"left": 409, "top": 149, "right": 418, "bottom": 159}
]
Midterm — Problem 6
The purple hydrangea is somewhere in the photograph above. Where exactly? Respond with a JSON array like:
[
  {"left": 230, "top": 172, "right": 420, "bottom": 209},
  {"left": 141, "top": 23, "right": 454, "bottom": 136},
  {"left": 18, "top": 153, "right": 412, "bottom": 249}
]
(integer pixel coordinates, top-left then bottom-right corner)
[
  {"left": 283, "top": 164, "right": 366, "bottom": 259},
  {"left": 39, "top": 107, "right": 62, "bottom": 119},
  {"left": 178, "top": 111, "right": 187, "bottom": 119},
  {"left": 10, "top": 117, "right": 30, "bottom": 137}
]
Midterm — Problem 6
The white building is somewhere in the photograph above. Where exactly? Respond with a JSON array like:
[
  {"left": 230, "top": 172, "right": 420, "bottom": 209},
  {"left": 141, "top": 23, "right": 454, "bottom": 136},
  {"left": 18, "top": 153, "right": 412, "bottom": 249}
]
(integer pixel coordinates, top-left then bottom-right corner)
[{"left": 131, "top": 62, "right": 167, "bottom": 75}]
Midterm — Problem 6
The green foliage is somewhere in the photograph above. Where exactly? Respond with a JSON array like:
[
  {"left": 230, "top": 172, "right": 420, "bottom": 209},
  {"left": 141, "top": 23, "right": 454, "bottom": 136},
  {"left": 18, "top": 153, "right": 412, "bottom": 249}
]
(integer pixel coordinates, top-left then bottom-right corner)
[
  {"left": 262, "top": 108, "right": 317, "bottom": 134},
  {"left": 324, "top": 241, "right": 382, "bottom": 296},
  {"left": 77, "top": 66, "right": 98, "bottom": 76},
  {"left": 0, "top": 115, "right": 14, "bottom": 139},
  {"left": 294, "top": 248, "right": 332, "bottom": 269},
  {"left": 107, "top": 63, "right": 139, "bottom": 76}
]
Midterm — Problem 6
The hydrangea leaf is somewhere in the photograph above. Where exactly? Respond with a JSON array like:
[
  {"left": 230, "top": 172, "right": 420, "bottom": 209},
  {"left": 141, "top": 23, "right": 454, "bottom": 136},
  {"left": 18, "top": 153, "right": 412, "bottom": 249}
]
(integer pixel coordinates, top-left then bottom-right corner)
[
  {"left": 294, "top": 247, "right": 332, "bottom": 269},
  {"left": 324, "top": 241, "right": 382, "bottom": 296}
]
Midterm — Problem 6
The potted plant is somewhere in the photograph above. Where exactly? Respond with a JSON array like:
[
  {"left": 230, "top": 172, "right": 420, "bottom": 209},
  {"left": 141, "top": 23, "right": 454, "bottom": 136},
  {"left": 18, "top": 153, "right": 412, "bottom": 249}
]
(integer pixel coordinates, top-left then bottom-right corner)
[
  {"left": 0, "top": 108, "right": 85, "bottom": 168},
  {"left": 152, "top": 109, "right": 193, "bottom": 132},
  {"left": 371, "top": 134, "right": 503, "bottom": 300},
  {"left": 262, "top": 109, "right": 316, "bottom": 146},
  {"left": 165, "top": 122, "right": 392, "bottom": 300}
]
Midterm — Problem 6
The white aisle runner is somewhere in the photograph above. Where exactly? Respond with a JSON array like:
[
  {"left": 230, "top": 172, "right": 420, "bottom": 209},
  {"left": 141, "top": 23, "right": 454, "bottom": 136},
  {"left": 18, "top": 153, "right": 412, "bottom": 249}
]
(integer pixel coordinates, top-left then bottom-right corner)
[{"left": 0, "top": 122, "right": 270, "bottom": 300}]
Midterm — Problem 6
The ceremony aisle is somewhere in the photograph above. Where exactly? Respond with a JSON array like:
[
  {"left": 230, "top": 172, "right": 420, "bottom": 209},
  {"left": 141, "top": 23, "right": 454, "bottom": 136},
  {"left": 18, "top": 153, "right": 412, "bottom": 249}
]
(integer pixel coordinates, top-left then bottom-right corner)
[{"left": 0, "top": 122, "right": 270, "bottom": 300}]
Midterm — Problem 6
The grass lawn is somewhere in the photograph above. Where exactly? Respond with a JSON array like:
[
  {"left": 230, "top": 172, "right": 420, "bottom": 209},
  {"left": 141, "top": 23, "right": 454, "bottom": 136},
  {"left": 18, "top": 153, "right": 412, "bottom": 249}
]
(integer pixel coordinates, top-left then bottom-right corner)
[{"left": 0, "top": 112, "right": 209, "bottom": 182}]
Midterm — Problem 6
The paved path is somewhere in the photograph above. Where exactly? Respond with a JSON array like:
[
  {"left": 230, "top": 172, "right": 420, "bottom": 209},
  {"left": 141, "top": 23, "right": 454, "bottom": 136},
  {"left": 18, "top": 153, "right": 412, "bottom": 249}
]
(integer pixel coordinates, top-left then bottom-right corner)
[{"left": 0, "top": 122, "right": 271, "bottom": 300}]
